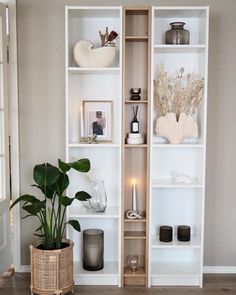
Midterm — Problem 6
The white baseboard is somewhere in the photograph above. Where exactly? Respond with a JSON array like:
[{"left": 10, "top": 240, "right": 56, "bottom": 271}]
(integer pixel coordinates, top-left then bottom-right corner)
[
  {"left": 19, "top": 265, "right": 236, "bottom": 274},
  {"left": 203, "top": 266, "right": 236, "bottom": 274}
]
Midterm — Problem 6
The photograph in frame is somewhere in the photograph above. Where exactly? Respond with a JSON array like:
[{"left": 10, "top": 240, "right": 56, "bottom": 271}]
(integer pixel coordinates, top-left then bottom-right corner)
[{"left": 82, "top": 100, "right": 113, "bottom": 142}]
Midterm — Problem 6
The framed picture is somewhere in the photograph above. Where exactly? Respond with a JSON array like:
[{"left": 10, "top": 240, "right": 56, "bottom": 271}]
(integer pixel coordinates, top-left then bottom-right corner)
[{"left": 82, "top": 100, "right": 113, "bottom": 141}]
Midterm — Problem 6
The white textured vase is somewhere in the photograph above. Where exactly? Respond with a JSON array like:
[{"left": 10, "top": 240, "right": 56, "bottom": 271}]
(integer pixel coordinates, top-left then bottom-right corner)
[
  {"left": 155, "top": 112, "right": 198, "bottom": 144},
  {"left": 73, "top": 40, "right": 116, "bottom": 67}
]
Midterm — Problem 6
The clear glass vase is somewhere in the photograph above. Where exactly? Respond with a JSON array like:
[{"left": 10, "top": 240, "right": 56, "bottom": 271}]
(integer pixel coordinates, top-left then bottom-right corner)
[{"left": 82, "top": 179, "right": 107, "bottom": 212}]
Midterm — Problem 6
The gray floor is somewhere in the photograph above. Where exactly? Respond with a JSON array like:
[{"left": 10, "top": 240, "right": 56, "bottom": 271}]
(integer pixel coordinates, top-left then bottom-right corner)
[{"left": 1, "top": 273, "right": 236, "bottom": 294}]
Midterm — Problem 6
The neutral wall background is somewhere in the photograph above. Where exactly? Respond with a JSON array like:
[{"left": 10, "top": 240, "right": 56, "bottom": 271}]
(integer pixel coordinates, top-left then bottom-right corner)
[{"left": 17, "top": 0, "right": 236, "bottom": 266}]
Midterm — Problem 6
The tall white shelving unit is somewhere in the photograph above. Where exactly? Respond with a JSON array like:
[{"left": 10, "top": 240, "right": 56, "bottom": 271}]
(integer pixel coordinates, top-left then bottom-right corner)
[
  {"left": 65, "top": 5, "right": 209, "bottom": 288},
  {"left": 65, "top": 6, "right": 122, "bottom": 286},
  {"left": 149, "top": 6, "right": 209, "bottom": 287}
]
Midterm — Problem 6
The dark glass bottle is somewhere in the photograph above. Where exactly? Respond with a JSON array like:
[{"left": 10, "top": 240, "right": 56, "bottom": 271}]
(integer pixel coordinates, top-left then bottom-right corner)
[{"left": 131, "top": 106, "right": 139, "bottom": 133}]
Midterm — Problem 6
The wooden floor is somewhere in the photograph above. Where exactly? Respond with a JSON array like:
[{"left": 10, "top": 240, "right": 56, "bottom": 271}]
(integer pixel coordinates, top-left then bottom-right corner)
[{"left": 1, "top": 273, "right": 236, "bottom": 294}]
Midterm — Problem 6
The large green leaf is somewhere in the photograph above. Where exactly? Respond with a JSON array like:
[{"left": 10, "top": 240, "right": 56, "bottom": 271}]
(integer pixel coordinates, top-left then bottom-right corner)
[
  {"left": 33, "top": 163, "right": 60, "bottom": 187},
  {"left": 75, "top": 191, "right": 91, "bottom": 201},
  {"left": 66, "top": 220, "right": 81, "bottom": 232},
  {"left": 22, "top": 200, "right": 46, "bottom": 216},
  {"left": 10, "top": 194, "right": 40, "bottom": 210},
  {"left": 59, "top": 196, "right": 74, "bottom": 207},
  {"left": 31, "top": 184, "right": 54, "bottom": 199},
  {"left": 69, "top": 159, "right": 90, "bottom": 173},
  {"left": 58, "top": 159, "right": 71, "bottom": 173},
  {"left": 54, "top": 172, "right": 69, "bottom": 195}
]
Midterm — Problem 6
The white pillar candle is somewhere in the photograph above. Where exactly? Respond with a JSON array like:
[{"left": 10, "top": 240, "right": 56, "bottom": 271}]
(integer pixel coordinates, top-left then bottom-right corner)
[
  {"left": 80, "top": 106, "right": 84, "bottom": 138},
  {"left": 132, "top": 179, "right": 137, "bottom": 211},
  {"left": 86, "top": 244, "right": 99, "bottom": 266}
]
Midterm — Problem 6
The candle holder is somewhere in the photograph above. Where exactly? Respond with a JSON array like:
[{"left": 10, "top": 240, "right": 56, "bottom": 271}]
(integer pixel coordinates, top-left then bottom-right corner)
[
  {"left": 159, "top": 225, "right": 173, "bottom": 242},
  {"left": 125, "top": 178, "right": 144, "bottom": 220},
  {"left": 177, "top": 225, "right": 191, "bottom": 242},
  {"left": 127, "top": 255, "right": 139, "bottom": 272},
  {"left": 130, "top": 88, "right": 141, "bottom": 100},
  {"left": 83, "top": 229, "right": 104, "bottom": 271}
]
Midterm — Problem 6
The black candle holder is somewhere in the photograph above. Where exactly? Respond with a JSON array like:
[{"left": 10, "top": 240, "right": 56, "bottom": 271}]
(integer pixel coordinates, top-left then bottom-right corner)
[
  {"left": 177, "top": 225, "right": 191, "bottom": 242},
  {"left": 159, "top": 225, "right": 172, "bottom": 242},
  {"left": 130, "top": 88, "right": 141, "bottom": 100},
  {"left": 83, "top": 229, "right": 104, "bottom": 271}
]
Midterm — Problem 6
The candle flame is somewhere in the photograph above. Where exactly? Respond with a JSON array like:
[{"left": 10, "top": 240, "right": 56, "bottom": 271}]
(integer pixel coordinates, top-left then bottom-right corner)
[{"left": 131, "top": 178, "right": 136, "bottom": 185}]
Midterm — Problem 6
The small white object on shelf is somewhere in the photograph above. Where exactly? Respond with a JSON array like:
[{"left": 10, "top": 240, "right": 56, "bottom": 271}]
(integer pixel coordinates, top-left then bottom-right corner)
[
  {"left": 126, "top": 133, "right": 144, "bottom": 144},
  {"left": 172, "top": 171, "right": 193, "bottom": 184},
  {"left": 73, "top": 40, "right": 116, "bottom": 68}
]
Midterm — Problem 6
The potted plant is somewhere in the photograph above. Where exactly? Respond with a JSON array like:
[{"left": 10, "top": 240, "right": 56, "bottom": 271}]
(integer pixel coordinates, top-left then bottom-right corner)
[{"left": 10, "top": 158, "right": 91, "bottom": 295}]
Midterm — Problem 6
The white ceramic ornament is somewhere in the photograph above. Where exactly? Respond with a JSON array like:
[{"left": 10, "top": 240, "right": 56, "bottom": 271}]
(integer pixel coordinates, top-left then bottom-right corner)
[
  {"left": 73, "top": 40, "right": 116, "bottom": 67},
  {"left": 155, "top": 112, "right": 198, "bottom": 144}
]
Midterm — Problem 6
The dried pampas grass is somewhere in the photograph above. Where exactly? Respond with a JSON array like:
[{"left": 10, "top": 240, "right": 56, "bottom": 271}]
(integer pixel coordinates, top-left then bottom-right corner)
[{"left": 154, "top": 63, "right": 204, "bottom": 119}]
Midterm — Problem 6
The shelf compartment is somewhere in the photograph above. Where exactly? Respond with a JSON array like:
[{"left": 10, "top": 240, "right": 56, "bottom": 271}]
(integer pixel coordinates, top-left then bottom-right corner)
[
  {"left": 69, "top": 206, "right": 119, "bottom": 218},
  {"left": 125, "top": 8, "right": 149, "bottom": 38},
  {"left": 124, "top": 267, "right": 146, "bottom": 286},
  {"left": 151, "top": 235, "right": 201, "bottom": 249},
  {"left": 151, "top": 262, "right": 201, "bottom": 286},
  {"left": 152, "top": 179, "right": 203, "bottom": 189},
  {"left": 153, "top": 7, "right": 208, "bottom": 46},
  {"left": 124, "top": 231, "right": 146, "bottom": 239},
  {"left": 74, "top": 261, "right": 118, "bottom": 285}
]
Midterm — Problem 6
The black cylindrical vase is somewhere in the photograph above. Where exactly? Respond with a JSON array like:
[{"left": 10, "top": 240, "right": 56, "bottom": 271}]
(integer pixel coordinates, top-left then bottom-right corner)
[
  {"left": 83, "top": 229, "right": 104, "bottom": 271},
  {"left": 159, "top": 226, "right": 173, "bottom": 242},
  {"left": 177, "top": 225, "right": 191, "bottom": 242}
]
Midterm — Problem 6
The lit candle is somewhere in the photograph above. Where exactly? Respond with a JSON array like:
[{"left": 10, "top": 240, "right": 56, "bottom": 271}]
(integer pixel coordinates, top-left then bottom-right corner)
[
  {"left": 80, "top": 106, "right": 84, "bottom": 138},
  {"left": 132, "top": 178, "right": 137, "bottom": 211}
]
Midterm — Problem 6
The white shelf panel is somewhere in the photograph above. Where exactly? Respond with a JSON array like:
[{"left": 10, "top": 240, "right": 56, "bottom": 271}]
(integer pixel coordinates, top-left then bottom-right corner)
[
  {"left": 151, "top": 235, "right": 201, "bottom": 249},
  {"left": 68, "top": 67, "right": 120, "bottom": 74},
  {"left": 154, "top": 44, "right": 206, "bottom": 53},
  {"left": 153, "top": 144, "right": 204, "bottom": 148},
  {"left": 69, "top": 143, "right": 120, "bottom": 148},
  {"left": 151, "top": 261, "right": 200, "bottom": 276},
  {"left": 74, "top": 261, "right": 119, "bottom": 285},
  {"left": 152, "top": 179, "right": 203, "bottom": 188},
  {"left": 69, "top": 206, "right": 119, "bottom": 218}
]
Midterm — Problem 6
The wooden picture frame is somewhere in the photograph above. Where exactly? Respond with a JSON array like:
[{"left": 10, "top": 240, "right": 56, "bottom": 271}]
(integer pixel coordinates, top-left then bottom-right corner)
[{"left": 82, "top": 100, "right": 113, "bottom": 142}]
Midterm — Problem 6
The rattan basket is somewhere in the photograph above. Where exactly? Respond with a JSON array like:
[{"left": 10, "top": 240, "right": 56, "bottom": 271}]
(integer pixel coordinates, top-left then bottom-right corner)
[{"left": 30, "top": 239, "right": 74, "bottom": 295}]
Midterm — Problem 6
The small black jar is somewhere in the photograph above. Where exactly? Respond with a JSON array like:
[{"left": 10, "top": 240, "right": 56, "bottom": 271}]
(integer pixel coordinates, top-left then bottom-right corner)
[
  {"left": 177, "top": 225, "right": 191, "bottom": 242},
  {"left": 159, "top": 226, "right": 173, "bottom": 242}
]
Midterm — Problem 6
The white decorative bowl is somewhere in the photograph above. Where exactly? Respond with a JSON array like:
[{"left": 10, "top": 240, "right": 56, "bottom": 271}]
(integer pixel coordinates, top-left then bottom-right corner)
[{"left": 73, "top": 40, "right": 116, "bottom": 67}]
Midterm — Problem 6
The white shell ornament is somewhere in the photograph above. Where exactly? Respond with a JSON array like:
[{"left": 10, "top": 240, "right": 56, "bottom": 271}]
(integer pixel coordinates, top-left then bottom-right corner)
[
  {"left": 155, "top": 112, "right": 198, "bottom": 144},
  {"left": 73, "top": 40, "right": 116, "bottom": 67}
]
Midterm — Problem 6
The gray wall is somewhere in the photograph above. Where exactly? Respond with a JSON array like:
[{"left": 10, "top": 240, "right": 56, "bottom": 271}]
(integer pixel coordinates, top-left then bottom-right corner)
[{"left": 17, "top": 0, "right": 236, "bottom": 266}]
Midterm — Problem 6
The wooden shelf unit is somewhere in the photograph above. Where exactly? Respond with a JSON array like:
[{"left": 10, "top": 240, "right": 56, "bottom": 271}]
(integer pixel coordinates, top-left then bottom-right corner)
[
  {"left": 65, "top": 5, "right": 209, "bottom": 288},
  {"left": 121, "top": 7, "right": 151, "bottom": 287}
]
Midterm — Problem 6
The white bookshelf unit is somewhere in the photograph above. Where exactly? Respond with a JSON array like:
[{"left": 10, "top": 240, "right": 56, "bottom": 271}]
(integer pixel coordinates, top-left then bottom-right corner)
[
  {"left": 65, "top": 6, "right": 122, "bottom": 286},
  {"left": 65, "top": 5, "right": 209, "bottom": 288},
  {"left": 149, "top": 6, "right": 209, "bottom": 287}
]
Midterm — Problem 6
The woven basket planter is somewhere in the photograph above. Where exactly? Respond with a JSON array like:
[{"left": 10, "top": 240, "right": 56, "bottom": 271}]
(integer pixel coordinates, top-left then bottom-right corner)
[{"left": 30, "top": 239, "right": 74, "bottom": 295}]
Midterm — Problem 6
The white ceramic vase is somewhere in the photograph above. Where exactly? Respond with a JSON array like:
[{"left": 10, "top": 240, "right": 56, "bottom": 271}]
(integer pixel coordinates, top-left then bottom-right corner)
[
  {"left": 155, "top": 112, "right": 198, "bottom": 144},
  {"left": 73, "top": 40, "right": 116, "bottom": 67}
]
